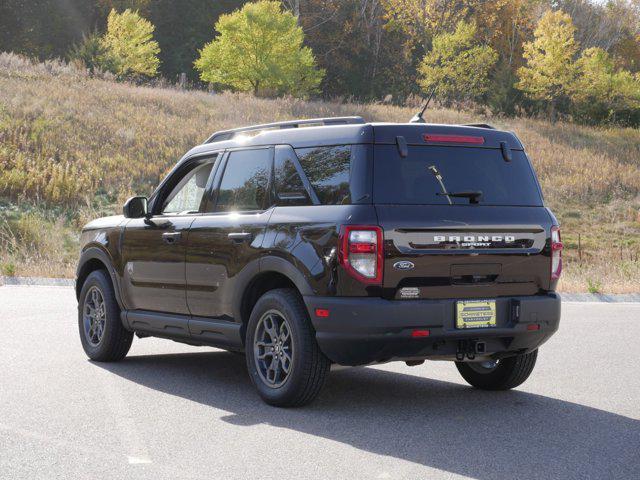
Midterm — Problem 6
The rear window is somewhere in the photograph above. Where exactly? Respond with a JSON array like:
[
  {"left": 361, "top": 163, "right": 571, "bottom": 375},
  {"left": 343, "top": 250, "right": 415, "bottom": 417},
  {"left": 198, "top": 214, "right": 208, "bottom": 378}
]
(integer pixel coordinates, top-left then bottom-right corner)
[{"left": 373, "top": 145, "right": 543, "bottom": 206}]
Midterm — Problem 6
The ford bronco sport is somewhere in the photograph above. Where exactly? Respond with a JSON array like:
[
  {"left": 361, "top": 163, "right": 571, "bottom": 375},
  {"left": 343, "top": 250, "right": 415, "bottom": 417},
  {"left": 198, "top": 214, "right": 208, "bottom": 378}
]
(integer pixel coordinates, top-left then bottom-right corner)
[{"left": 76, "top": 116, "right": 562, "bottom": 407}]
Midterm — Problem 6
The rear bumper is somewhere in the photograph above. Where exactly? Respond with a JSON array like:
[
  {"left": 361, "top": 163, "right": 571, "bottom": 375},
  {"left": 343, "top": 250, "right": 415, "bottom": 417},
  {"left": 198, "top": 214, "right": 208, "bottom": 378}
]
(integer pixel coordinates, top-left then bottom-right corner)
[{"left": 304, "top": 293, "right": 561, "bottom": 366}]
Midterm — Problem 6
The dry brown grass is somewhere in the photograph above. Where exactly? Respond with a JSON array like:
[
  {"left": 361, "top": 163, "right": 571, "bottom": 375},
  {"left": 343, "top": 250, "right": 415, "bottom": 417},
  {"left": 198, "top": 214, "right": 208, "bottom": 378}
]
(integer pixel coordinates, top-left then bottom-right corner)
[{"left": 1, "top": 53, "right": 639, "bottom": 291}]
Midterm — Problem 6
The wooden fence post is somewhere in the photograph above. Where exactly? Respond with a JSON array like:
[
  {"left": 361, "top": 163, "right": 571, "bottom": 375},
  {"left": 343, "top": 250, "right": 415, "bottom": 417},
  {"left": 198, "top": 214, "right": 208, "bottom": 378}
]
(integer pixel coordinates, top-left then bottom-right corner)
[{"left": 578, "top": 233, "right": 582, "bottom": 262}]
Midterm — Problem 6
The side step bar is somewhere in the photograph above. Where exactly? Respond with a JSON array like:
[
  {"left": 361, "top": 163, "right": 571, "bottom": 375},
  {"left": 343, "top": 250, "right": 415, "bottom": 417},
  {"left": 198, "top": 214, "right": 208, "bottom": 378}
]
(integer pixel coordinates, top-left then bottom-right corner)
[{"left": 121, "top": 310, "right": 243, "bottom": 350}]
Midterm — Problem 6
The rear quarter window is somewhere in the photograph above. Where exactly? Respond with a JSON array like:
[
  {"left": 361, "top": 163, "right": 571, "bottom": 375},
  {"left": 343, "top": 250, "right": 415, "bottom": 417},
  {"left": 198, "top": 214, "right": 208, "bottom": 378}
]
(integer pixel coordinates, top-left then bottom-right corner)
[
  {"left": 372, "top": 145, "right": 543, "bottom": 206},
  {"left": 295, "top": 145, "right": 371, "bottom": 205}
]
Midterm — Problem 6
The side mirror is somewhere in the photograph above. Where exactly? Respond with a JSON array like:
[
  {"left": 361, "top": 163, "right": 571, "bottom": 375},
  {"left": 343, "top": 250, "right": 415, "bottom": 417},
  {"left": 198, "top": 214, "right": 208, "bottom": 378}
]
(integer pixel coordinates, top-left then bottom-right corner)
[{"left": 123, "top": 196, "right": 148, "bottom": 218}]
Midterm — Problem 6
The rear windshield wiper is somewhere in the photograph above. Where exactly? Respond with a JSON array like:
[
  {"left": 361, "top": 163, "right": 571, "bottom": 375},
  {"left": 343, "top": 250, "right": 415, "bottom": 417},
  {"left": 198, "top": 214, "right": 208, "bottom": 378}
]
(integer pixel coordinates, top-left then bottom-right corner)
[
  {"left": 436, "top": 191, "right": 483, "bottom": 204},
  {"left": 427, "top": 165, "right": 452, "bottom": 205}
]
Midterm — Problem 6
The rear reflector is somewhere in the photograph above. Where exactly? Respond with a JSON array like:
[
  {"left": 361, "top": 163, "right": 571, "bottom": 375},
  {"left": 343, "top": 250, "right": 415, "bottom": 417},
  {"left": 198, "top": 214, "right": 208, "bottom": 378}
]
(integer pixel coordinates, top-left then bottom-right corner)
[
  {"left": 423, "top": 134, "right": 485, "bottom": 145},
  {"left": 315, "top": 308, "right": 330, "bottom": 318},
  {"left": 411, "top": 329, "right": 431, "bottom": 338},
  {"left": 527, "top": 324, "right": 541, "bottom": 331},
  {"left": 550, "top": 226, "right": 563, "bottom": 280}
]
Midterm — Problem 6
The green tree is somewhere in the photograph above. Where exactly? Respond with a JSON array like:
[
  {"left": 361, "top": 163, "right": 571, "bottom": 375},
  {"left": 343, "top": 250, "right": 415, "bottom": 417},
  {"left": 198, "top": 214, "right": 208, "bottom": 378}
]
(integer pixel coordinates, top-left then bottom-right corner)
[
  {"left": 417, "top": 20, "right": 498, "bottom": 106},
  {"left": 100, "top": 8, "right": 160, "bottom": 78},
  {"left": 570, "top": 47, "right": 640, "bottom": 125},
  {"left": 194, "top": 0, "right": 324, "bottom": 97},
  {"left": 68, "top": 31, "right": 114, "bottom": 73},
  {"left": 516, "top": 10, "right": 578, "bottom": 118}
]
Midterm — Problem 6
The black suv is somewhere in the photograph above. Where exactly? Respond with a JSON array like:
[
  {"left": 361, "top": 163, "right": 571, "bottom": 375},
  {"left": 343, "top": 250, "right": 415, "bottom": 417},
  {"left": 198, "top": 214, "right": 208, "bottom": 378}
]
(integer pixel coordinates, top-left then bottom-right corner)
[{"left": 76, "top": 116, "right": 562, "bottom": 407}]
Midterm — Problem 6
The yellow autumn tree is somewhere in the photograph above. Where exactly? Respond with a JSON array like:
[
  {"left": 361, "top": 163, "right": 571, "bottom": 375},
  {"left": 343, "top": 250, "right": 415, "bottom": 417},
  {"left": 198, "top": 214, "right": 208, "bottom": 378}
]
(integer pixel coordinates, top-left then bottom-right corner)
[
  {"left": 418, "top": 20, "right": 498, "bottom": 106},
  {"left": 516, "top": 10, "right": 578, "bottom": 118},
  {"left": 194, "top": 1, "right": 324, "bottom": 97},
  {"left": 100, "top": 8, "right": 160, "bottom": 79}
]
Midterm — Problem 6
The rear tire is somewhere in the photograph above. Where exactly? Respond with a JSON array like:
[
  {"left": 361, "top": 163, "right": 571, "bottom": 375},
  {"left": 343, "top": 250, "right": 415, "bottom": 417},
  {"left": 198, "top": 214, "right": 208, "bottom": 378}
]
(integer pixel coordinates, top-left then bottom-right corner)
[
  {"left": 455, "top": 350, "right": 538, "bottom": 390},
  {"left": 78, "top": 270, "right": 133, "bottom": 362},
  {"left": 245, "top": 288, "right": 330, "bottom": 407}
]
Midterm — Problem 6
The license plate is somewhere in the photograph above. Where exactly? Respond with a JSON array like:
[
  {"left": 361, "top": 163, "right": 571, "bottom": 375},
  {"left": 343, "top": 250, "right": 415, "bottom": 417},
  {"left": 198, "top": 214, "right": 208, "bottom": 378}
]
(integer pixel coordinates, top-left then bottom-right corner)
[{"left": 456, "top": 299, "right": 497, "bottom": 329}]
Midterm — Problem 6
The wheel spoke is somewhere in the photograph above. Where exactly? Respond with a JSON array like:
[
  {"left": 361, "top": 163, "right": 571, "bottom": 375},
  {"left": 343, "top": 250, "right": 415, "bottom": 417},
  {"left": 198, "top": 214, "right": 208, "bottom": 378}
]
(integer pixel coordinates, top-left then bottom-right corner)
[
  {"left": 265, "top": 315, "right": 279, "bottom": 341},
  {"left": 256, "top": 341, "right": 273, "bottom": 360},
  {"left": 279, "top": 323, "right": 290, "bottom": 343},
  {"left": 281, "top": 352, "right": 292, "bottom": 373},
  {"left": 268, "top": 356, "right": 281, "bottom": 384}
]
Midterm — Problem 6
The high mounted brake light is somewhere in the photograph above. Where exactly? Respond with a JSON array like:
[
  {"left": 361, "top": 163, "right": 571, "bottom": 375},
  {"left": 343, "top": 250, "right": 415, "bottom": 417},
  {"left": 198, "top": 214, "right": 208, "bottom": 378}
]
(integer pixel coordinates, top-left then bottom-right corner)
[
  {"left": 338, "top": 225, "right": 383, "bottom": 284},
  {"left": 550, "top": 226, "right": 563, "bottom": 280},
  {"left": 423, "top": 134, "right": 485, "bottom": 145}
]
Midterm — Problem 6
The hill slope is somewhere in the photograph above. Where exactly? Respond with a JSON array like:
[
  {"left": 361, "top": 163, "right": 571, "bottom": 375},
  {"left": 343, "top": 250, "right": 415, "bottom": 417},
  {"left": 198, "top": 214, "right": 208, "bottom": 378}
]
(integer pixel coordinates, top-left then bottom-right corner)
[{"left": 1, "top": 54, "right": 639, "bottom": 292}]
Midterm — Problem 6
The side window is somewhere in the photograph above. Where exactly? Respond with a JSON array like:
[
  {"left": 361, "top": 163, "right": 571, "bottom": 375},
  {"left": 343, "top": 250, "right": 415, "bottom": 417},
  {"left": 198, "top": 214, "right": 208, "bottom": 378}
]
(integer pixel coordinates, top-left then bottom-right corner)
[
  {"left": 295, "top": 146, "right": 351, "bottom": 205},
  {"left": 162, "top": 161, "right": 215, "bottom": 214},
  {"left": 274, "top": 150, "right": 311, "bottom": 206},
  {"left": 215, "top": 149, "right": 271, "bottom": 212}
]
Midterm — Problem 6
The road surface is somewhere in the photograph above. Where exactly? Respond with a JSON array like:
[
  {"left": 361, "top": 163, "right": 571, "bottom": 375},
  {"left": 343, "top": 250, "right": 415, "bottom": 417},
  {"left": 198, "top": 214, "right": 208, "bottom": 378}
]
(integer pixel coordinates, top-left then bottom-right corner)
[{"left": 1, "top": 285, "right": 639, "bottom": 479}]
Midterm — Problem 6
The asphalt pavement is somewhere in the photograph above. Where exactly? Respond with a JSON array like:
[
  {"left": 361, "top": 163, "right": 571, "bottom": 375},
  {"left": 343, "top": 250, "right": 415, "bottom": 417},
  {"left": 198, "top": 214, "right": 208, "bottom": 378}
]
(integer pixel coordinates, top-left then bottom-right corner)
[{"left": 1, "top": 285, "right": 639, "bottom": 480}]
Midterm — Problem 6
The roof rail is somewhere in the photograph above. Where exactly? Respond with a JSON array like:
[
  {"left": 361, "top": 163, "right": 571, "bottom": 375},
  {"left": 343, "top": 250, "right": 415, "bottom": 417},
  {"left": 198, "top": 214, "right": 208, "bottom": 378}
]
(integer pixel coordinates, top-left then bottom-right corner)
[
  {"left": 205, "top": 116, "right": 366, "bottom": 143},
  {"left": 463, "top": 123, "right": 495, "bottom": 129}
]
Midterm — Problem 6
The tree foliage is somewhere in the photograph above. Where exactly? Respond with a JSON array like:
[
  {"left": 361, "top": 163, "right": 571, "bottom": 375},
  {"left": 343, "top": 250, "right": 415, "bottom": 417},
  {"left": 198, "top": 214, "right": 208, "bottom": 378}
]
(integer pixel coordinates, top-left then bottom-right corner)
[
  {"left": 516, "top": 10, "right": 578, "bottom": 115},
  {"left": 100, "top": 8, "right": 160, "bottom": 78},
  {"left": 570, "top": 47, "right": 640, "bottom": 124},
  {"left": 194, "top": 1, "right": 323, "bottom": 97},
  {"left": 418, "top": 21, "right": 498, "bottom": 105},
  {"left": 382, "top": 0, "right": 476, "bottom": 48}
]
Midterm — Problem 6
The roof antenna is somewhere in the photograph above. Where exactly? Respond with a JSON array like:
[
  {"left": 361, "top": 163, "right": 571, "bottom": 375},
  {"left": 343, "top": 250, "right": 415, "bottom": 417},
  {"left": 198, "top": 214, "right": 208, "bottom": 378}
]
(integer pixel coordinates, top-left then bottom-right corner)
[{"left": 410, "top": 86, "right": 437, "bottom": 123}]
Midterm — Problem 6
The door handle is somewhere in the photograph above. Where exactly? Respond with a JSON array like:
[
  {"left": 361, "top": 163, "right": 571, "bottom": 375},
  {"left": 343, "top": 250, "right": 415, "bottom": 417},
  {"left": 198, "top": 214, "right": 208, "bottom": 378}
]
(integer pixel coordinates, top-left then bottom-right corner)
[
  {"left": 162, "top": 232, "right": 182, "bottom": 244},
  {"left": 228, "top": 232, "right": 253, "bottom": 243}
]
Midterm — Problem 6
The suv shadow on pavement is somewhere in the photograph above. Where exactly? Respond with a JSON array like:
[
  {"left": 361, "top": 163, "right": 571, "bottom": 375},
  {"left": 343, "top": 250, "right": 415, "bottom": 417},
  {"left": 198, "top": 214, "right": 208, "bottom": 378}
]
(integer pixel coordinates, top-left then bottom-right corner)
[{"left": 94, "top": 351, "right": 639, "bottom": 480}]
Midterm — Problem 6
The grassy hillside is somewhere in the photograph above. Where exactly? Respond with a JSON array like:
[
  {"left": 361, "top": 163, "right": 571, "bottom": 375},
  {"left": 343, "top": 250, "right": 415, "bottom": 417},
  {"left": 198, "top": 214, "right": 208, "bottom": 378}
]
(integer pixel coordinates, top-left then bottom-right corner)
[{"left": 1, "top": 53, "right": 639, "bottom": 292}]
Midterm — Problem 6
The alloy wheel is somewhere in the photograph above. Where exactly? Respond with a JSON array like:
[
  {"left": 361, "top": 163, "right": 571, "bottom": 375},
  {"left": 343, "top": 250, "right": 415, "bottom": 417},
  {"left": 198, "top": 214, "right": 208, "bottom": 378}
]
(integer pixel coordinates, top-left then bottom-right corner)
[
  {"left": 253, "top": 309, "right": 294, "bottom": 388},
  {"left": 83, "top": 286, "right": 106, "bottom": 346}
]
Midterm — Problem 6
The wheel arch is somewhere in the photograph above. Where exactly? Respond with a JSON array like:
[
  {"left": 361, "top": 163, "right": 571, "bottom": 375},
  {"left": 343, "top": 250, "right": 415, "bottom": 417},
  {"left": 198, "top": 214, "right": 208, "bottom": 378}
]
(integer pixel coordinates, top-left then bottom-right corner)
[
  {"left": 234, "top": 256, "right": 315, "bottom": 345},
  {"left": 76, "top": 247, "right": 123, "bottom": 309}
]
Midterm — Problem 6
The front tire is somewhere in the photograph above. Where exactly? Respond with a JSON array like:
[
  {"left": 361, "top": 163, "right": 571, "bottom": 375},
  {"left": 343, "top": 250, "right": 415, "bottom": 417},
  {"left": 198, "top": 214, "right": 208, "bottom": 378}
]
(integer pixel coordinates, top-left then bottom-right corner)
[
  {"left": 245, "top": 288, "right": 330, "bottom": 407},
  {"left": 78, "top": 270, "right": 133, "bottom": 362},
  {"left": 455, "top": 350, "right": 538, "bottom": 390}
]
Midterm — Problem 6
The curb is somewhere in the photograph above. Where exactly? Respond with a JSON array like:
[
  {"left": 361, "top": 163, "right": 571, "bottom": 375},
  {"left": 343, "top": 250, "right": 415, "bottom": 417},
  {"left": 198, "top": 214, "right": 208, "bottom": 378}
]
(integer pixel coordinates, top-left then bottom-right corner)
[
  {"left": 1, "top": 276, "right": 639, "bottom": 302},
  {"left": 0, "top": 276, "right": 74, "bottom": 287},
  {"left": 560, "top": 293, "right": 640, "bottom": 303}
]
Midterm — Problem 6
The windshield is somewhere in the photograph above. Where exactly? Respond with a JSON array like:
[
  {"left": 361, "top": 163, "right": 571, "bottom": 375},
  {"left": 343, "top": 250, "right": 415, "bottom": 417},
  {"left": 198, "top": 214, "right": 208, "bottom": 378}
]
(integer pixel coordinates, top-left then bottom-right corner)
[{"left": 373, "top": 145, "right": 543, "bottom": 206}]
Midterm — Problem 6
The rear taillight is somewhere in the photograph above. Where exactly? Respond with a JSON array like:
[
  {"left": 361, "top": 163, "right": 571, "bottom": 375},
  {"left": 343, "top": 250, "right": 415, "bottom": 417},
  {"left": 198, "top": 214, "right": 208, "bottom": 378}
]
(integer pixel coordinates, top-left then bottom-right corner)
[
  {"left": 339, "top": 225, "right": 383, "bottom": 284},
  {"left": 551, "top": 226, "right": 563, "bottom": 280}
]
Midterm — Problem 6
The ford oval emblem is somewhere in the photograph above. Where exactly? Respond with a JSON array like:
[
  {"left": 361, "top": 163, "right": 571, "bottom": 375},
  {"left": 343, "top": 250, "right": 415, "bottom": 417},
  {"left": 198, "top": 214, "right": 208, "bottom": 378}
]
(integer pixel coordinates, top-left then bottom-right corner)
[{"left": 393, "top": 261, "right": 415, "bottom": 271}]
